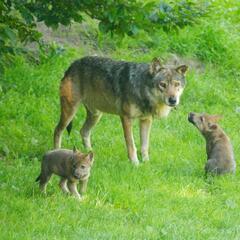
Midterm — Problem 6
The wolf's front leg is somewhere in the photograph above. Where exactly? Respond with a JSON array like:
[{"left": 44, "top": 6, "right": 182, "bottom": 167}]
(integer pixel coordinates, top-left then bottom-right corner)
[
  {"left": 79, "top": 179, "right": 89, "bottom": 195},
  {"left": 205, "top": 158, "right": 220, "bottom": 174},
  {"left": 67, "top": 180, "right": 82, "bottom": 199},
  {"left": 59, "top": 177, "right": 69, "bottom": 194},
  {"left": 121, "top": 116, "right": 139, "bottom": 166},
  {"left": 140, "top": 117, "right": 152, "bottom": 161}
]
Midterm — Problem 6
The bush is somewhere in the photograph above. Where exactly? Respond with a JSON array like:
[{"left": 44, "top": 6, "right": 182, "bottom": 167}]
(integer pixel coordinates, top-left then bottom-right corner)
[{"left": 0, "top": 0, "right": 209, "bottom": 74}]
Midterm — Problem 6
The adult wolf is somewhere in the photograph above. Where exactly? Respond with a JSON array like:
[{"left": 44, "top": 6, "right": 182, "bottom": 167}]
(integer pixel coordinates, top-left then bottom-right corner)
[{"left": 54, "top": 56, "right": 188, "bottom": 165}]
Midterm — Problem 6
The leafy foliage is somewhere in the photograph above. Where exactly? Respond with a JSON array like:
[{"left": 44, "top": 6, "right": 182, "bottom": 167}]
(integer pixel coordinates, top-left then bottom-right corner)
[
  {"left": 0, "top": 0, "right": 209, "bottom": 74},
  {"left": 149, "top": 1, "right": 210, "bottom": 32}
]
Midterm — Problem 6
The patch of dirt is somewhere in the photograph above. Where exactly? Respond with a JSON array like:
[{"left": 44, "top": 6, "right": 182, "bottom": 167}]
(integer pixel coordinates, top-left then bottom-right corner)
[{"left": 27, "top": 23, "right": 205, "bottom": 72}]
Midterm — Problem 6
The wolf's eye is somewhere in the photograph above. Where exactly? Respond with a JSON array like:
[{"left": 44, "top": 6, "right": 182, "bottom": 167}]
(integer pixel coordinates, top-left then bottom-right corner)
[
  {"left": 72, "top": 163, "right": 77, "bottom": 168},
  {"left": 80, "top": 165, "right": 85, "bottom": 169},
  {"left": 174, "top": 82, "right": 180, "bottom": 87},
  {"left": 200, "top": 116, "right": 204, "bottom": 122},
  {"left": 159, "top": 82, "right": 166, "bottom": 88}
]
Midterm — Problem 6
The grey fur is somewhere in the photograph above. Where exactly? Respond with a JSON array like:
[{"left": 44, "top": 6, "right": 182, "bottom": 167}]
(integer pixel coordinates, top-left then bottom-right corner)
[{"left": 54, "top": 56, "right": 188, "bottom": 165}]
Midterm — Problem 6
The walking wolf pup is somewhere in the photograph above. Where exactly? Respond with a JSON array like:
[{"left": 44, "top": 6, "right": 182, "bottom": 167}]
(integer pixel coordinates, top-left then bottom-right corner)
[
  {"left": 188, "top": 112, "right": 236, "bottom": 174},
  {"left": 36, "top": 148, "right": 94, "bottom": 199},
  {"left": 54, "top": 56, "right": 188, "bottom": 165}
]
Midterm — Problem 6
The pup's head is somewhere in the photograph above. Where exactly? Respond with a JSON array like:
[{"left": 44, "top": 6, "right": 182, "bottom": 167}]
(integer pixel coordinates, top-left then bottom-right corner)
[
  {"left": 71, "top": 147, "right": 94, "bottom": 180},
  {"left": 150, "top": 57, "right": 188, "bottom": 107},
  {"left": 188, "top": 112, "right": 222, "bottom": 134}
]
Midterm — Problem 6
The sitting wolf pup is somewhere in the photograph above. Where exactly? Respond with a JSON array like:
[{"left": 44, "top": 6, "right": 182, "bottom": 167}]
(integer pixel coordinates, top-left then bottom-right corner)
[
  {"left": 36, "top": 147, "right": 93, "bottom": 199},
  {"left": 188, "top": 112, "right": 236, "bottom": 175}
]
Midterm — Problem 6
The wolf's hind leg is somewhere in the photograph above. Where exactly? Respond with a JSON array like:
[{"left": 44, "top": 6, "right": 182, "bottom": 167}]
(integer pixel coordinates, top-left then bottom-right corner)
[
  {"left": 121, "top": 116, "right": 139, "bottom": 166},
  {"left": 140, "top": 117, "right": 152, "bottom": 161},
  {"left": 59, "top": 177, "right": 69, "bottom": 193},
  {"left": 39, "top": 173, "right": 52, "bottom": 194},
  {"left": 54, "top": 95, "right": 80, "bottom": 149},
  {"left": 80, "top": 108, "right": 102, "bottom": 150}
]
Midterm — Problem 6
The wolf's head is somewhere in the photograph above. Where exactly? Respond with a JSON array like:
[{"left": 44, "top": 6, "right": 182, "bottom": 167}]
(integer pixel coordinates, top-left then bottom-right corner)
[
  {"left": 188, "top": 112, "right": 222, "bottom": 135},
  {"left": 71, "top": 147, "right": 94, "bottom": 180},
  {"left": 149, "top": 58, "right": 188, "bottom": 107}
]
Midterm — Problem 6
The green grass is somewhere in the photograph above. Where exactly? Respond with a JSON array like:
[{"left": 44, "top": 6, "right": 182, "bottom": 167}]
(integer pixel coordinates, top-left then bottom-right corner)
[{"left": 1, "top": 5, "right": 240, "bottom": 239}]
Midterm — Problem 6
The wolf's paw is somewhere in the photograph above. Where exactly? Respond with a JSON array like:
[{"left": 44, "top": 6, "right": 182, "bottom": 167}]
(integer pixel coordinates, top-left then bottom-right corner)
[
  {"left": 130, "top": 158, "right": 140, "bottom": 166},
  {"left": 74, "top": 195, "right": 83, "bottom": 201},
  {"left": 85, "top": 146, "right": 93, "bottom": 152},
  {"left": 142, "top": 155, "right": 150, "bottom": 162}
]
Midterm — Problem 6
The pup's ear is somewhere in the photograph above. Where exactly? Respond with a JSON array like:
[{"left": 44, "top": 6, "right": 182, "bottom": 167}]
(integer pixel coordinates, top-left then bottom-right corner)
[
  {"left": 209, "top": 115, "right": 222, "bottom": 123},
  {"left": 150, "top": 57, "right": 163, "bottom": 75},
  {"left": 87, "top": 151, "right": 94, "bottom": 163},
  {"left": 176, "top": 65, "right": 188, "bottom": 75}
]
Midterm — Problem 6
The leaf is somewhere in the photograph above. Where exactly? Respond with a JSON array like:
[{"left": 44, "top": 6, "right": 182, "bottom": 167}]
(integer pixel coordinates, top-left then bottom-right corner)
[
  {"left": 3, "top": 27, "right": 17, "bottom": 43},
  {"left": 99, "top": 21, "right": 108, "bottom": 33},
  {"left": 130, "top": 25, "right": 139, "bottom": 35}
]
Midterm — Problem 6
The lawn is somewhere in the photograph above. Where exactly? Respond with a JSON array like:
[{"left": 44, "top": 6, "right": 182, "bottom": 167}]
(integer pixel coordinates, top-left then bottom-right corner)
[{"left": 1, "top": 3, "right": 240, "bottom": 239}]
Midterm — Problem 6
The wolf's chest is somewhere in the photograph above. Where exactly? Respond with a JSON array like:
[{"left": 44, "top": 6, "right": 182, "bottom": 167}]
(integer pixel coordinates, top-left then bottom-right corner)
[
  {"left": 154, "top": 104, "right": 172, "bottom": 118},
  {"left": 124, "top": 102, "right": 172, "bottom": 118}
]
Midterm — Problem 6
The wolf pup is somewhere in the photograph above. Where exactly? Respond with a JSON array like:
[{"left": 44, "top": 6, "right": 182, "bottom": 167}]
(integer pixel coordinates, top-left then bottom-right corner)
[
  {"left": 36, "top": 147, "right": 93, "bottom": 199},
  {"left": 54, "top": 56, "right": 188, "bottom": 165},
  {"left": 188, "top": 112, "right": 236, "bottom": 175}
]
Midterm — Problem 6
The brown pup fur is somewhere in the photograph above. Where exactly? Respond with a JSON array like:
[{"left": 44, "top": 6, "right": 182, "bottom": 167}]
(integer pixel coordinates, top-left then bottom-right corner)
[
  {"left": 36, "top": 147, "right": 94, "bottom": 199},
  {"left": 188, "top": 112, "right": 236, "bottom": 175}
]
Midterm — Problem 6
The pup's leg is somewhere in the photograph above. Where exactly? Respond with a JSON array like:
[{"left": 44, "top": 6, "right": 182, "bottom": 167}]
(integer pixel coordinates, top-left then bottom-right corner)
[
  {"left": 80, "top": 107, "right": 102, "bottom": 150},
  {"left": 140, "top": 117, "right": 152, "bottom": 161},
  {"left": 39, "top": 172, "right": 52, "bottom": 194},
  {"left": 59, "top": 177, "right": 69, "bottom": 193},
  {"left": 79, "top": 179, "right": 89, "bottom": 195},
  {"left": 67, "top": 180, "right": 81, "bottom": 199},
  {"left": 205, "top": 158, "right": 219, "bottom": 174},
  {"left": 121, "top": 116, "right": 139, "bottom": 165},
  {"left": 54, "top": 78, "right": 80, "bottom": 149}
]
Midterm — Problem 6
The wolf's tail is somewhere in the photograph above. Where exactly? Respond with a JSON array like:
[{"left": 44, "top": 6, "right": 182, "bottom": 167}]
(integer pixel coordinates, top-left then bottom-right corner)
[
  {"left": 66, "top": 121, "right": 73, "bottom": 135},
  {"left": 35, "top": 174, "right": 41, "bottom": 182}
]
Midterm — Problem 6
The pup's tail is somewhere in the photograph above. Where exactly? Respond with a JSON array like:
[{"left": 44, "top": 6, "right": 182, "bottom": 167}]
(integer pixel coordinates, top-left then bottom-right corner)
[
  {"left": 35, "top": 174, "right": 41, "bottom": 182},
  {"left": 66, "top": 121, "right": 73, "bottom": 135}
]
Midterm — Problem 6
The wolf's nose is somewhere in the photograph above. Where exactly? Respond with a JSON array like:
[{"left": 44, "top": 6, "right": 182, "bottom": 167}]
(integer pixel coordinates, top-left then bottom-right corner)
[
  {"left": 168, "top": 96, "right": 177, "bottom": 105},
  {"left": 188, "top": 112, "right": 194, "bottom": 122}
]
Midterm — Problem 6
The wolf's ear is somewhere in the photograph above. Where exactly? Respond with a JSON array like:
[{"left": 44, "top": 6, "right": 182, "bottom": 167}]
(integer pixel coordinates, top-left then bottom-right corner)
[
  {"left": 210, "top": 115, "right": 222, "bottom": 123},
  {"left": 73, "top": 145, "right": 77, "bottom": 153},
  {"left": 87, "top": 151, "right": 94, "bottom": 163},
  {"left": 150, "top": 57, "right": 163, "bottom": 75},
  {"left": 176, "top": 65, "right": 188, "bottom": 75}
]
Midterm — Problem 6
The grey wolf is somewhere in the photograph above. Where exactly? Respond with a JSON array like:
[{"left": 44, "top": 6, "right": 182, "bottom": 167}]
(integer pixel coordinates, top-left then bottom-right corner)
[
  {"left": 188, "top": 112, "right": 236, "bottom": 174},
  {"left": 36, "top": 148, "right": 93, "bottom": 199},
  {"left": 54, "top": 56, "right": 188, "bottom": 165}
]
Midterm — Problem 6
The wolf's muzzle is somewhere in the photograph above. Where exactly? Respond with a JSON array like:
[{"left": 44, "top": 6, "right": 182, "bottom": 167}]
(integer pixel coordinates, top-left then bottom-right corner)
[
  {"left": 73, "top": 173, "right": 81, "bottom": 179},
  {"left": 168, "top": 96, "right": 177, "bottom": 105},
  {"left": 188, "top": 112, "right": 194, "bottom": 123}
]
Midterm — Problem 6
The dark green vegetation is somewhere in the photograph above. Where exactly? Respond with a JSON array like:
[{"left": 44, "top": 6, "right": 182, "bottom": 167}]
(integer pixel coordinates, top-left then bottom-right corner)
[
  {"left": 0, "top": 0, "right": 208, "bottom": 73},
  {"left": 1, "top": 1, "right": 240, "bottom": 239}
]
